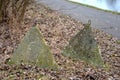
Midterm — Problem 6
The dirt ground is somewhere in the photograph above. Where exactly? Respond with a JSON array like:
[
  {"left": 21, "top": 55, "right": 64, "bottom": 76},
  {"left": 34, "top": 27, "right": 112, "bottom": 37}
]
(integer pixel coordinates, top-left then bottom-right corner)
[{"left": 0, "top": 1, "right": 120, "bottom": 80}]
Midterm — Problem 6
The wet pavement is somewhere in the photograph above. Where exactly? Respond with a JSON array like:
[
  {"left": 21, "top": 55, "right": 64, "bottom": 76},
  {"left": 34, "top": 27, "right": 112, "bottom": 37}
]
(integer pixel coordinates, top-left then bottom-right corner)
[{"left": 37, "top": 0, "right": 120, "bottom": 39}]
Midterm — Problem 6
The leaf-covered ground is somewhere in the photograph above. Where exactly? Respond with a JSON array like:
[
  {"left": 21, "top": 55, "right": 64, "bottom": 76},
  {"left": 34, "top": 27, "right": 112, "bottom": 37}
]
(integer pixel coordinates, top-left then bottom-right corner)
[{"left": 0, "top": 1, "right": 120, "bottom": 80}]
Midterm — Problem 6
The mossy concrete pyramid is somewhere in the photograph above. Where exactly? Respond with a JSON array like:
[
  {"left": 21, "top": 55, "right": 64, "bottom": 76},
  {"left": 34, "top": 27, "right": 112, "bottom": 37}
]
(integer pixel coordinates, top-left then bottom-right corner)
[
  {"left": 9, "top": 27, "right": 56, "bottom": 68},
  {"left": 62, "top": 20, "right": 104, "bottom": 67}
]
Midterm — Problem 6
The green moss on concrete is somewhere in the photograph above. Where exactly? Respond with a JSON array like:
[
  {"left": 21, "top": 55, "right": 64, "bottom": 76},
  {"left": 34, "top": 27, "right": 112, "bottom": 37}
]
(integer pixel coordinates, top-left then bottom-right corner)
[
  {"left": 117, "top": 40, "right": 120, "bottom": 44},
  {"left": 8, "top": 27, "right": 57, "bottom": 69},
  {"left": 62, "top": 20, "right": 104, "bottom": 67}
]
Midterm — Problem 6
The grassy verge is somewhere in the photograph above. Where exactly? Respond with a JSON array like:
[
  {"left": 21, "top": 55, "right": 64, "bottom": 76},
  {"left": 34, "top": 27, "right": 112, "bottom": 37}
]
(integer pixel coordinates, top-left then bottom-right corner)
[{"left": 66, "top": 0, "right": 120, "bottom": 15}]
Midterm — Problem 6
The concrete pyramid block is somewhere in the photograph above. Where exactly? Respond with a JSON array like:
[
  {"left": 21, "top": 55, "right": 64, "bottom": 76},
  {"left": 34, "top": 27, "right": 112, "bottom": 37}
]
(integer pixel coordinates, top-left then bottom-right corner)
[
  {"left": 9, "top": 27, "right": 57, "bottom": 68},
  {"left": 62, "top": 20, "right": 104, "bottom": 67}
]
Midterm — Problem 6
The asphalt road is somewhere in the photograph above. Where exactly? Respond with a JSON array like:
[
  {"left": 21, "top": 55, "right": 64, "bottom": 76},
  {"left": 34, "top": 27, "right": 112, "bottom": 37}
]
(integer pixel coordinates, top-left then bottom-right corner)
[{"left": 38, "top": 0, "right": 120, "bottom": 39}]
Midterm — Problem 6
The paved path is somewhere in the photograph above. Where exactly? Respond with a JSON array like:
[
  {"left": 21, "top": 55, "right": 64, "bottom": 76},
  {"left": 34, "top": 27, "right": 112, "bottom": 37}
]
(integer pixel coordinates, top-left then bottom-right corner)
[{"left": 38, "top": 0, "right": 120, "bottom": 39}]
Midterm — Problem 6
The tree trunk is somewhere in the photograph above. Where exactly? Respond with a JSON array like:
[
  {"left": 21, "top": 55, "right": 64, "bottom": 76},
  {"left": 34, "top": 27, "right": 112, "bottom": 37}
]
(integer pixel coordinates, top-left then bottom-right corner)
[
  {"left": 0, "top": 0, "right": 11, "bottom": 22},
  {"left": 0, "top": 0, "right": 30, "bottom": 24}
]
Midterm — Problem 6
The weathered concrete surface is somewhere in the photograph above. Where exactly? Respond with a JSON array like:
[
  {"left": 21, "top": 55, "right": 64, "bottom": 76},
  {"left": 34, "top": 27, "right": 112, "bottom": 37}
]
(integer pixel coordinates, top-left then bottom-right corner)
[
  {"left": 37, "top": 0, "right": 120, "bottom": 39},
  {"left": 9, "top": 27, "right": 56, "bottom": 68},
  {"left": 62, "top": 21, "right": 104, "bottom": 67}
]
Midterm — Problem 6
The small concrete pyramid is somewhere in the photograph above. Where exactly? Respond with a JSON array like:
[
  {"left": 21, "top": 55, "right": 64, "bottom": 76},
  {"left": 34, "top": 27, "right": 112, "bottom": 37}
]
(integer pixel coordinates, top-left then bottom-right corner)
[
  {"left": 9, "top": 27, "right": 56, "bottom": 68},
  {"left": 62, "top": 20, "right": 104, "bottom": 67}
]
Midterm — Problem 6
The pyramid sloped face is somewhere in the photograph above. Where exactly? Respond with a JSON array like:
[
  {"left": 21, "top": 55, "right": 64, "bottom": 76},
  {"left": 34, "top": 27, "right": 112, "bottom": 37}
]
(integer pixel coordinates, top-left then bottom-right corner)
[
  {"left": 9, "top": 27, "right": 56, "bottom": 68},
  {"left": 62, "top": 23, "right": 104, "bottom": 67}
]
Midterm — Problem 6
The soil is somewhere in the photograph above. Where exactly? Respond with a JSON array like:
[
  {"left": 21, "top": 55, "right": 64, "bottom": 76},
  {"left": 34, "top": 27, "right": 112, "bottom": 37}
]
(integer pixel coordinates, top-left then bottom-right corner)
[{"left": 0, "top": 1, "right": 120, "bottom": 80}]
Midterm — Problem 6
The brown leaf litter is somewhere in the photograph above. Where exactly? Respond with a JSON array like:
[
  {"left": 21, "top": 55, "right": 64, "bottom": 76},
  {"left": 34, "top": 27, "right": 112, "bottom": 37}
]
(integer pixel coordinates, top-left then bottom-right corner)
[{"left": 0, "top": 1, "right": 120, "bottom": 80}]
